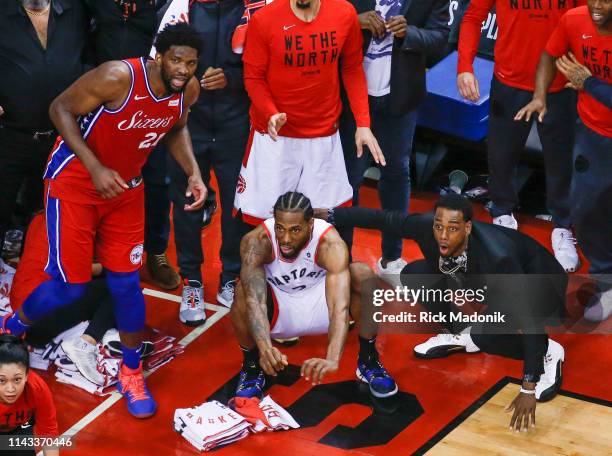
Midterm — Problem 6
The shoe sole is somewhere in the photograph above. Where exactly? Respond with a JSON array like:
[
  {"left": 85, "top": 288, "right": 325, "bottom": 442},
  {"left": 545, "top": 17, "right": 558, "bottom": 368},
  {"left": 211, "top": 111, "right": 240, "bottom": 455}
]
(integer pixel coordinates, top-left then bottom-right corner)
[
  {"left": 563, "top": 260, "right": 581, "bottom": 273},
  {"left": 129, "top": 409, "right": 157, "bottom": 419},
  {"left": 116, "top": 384, "right": 157, "bottom": 418},
  {"left": 355, "top": 368, "right": 398, "bottom": 398},
  {"left": 179, "top": 316, "right": 206, "bottom": 327},
  {"left": 413, "top": 346, "right": 481, "bottom": 359},
  {"left": 272, "top": 338, "right": 300, "bottom": 347},
  {"left": 216, "top": 292, "right": 233, "bottom": 308}
]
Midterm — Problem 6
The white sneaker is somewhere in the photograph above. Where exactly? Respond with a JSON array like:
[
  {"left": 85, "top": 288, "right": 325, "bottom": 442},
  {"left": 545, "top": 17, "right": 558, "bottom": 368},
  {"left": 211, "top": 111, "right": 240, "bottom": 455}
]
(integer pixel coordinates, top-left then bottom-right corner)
[
  {"left": 551, "top": 228, "right": 580, "bottom": 273},
  {"left": 216, "top": 280, "right": 236, "bottom": 308},
  {"left": 535, "top": 339, "right": 564, "bottom": 401},
  {"left": 492, "top": 214, "right": 518, "bottom": 230},
  {"left": 61, "top": 337, "right": 105, "bottom": 385},
  {"left": 584, "top": 288, "right": 612, "bottom": 322},
  {"left": 375, "top": 257, "right": 407, "bottom": 287},
  {"left": 413, "top": 331, "right": 480, "bottom": 359},
  {"left": 179, "top": 280, "right": 206, "bottom": 326}
]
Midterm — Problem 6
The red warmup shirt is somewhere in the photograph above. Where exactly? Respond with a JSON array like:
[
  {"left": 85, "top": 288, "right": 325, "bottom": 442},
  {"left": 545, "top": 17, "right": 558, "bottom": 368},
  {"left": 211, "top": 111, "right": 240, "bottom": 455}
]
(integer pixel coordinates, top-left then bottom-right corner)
[
  {"left": 546, "top": 6, "right": 612, "bottom": 137},
  {"left": 458, "top": 0, "right": 585, "bottom": 92},
  {"left": 0, "top": 370, "right": 58, "bottom": 436},
  {"left": 10, "top": 214, "right": 49, "bottom": 311},
  {"left": 243, "top": 0, "right": 370, "bottom": 138},
  {"left": 44, "top": 57, "right": 184, "bottom": 203}
]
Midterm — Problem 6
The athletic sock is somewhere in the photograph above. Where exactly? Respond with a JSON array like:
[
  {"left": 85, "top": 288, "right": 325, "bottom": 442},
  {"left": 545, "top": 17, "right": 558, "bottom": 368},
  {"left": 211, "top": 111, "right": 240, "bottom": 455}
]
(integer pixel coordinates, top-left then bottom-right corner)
[
  {"left": 122, "top": 343, "right": 143, "bottom": 369},
  {"left": 240, "top": 345, "right": 260, "bottom": 370},
  {"left": 358, "top": 336, "right": 378, "bottom": 363}
]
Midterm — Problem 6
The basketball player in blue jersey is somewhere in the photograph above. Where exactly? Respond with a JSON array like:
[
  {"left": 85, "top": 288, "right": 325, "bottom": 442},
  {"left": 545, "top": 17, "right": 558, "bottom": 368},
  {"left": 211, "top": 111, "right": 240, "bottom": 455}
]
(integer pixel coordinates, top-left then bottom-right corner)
[{"left": 230, "top": 191, "right": 398, "bottom": 399}]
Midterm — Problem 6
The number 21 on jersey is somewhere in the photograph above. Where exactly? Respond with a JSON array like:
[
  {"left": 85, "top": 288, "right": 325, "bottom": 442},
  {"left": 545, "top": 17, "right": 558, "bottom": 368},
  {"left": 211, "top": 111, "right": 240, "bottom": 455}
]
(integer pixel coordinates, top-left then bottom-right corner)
[{"left": 138, "top": 132, "right": 166, "bottom": 149}]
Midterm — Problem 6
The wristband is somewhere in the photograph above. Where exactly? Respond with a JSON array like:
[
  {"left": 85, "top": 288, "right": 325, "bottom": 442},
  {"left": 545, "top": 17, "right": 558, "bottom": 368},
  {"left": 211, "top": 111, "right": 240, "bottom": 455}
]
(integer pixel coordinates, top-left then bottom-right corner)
[{"left": 519, "top": 387, "right": 536, "bottom": 395}]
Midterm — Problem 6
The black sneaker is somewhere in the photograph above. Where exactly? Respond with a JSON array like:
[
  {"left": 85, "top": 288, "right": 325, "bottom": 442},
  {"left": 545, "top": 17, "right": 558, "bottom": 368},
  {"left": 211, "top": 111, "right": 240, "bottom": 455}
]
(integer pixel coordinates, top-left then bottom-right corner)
[
  {"left": 356, "top": 356, "right": 398, "bottom": 398},
  {"left": 235, "top": 364, "right": 265, "bottom": 399}
]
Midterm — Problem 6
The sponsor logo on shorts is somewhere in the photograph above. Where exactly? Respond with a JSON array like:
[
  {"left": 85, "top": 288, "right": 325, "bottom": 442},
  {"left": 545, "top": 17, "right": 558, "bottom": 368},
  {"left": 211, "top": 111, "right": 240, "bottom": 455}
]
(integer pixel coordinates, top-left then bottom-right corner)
[
  {"left": 130, "top": 244, "right": 144, "bottom": 265},
  {"left": 237, "top": 174, "right": 247, "bottom": 194}
]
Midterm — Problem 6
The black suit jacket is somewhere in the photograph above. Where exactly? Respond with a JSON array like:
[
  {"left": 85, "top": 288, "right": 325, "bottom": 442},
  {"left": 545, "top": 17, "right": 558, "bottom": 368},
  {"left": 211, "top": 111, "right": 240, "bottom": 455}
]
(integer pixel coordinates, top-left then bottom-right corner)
[
  {"left": 349, "top": 0, "right": 450, "bottom": 114},
  {"left": 333, "top": 207, "right": 568, "bottom": 377}
]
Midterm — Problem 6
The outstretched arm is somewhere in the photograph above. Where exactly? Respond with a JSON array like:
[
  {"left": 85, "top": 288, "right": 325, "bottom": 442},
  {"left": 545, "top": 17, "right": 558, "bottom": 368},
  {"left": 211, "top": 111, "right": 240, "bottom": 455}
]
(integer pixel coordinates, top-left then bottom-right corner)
[
  {"left": 240, "top": 228, "right": 287, "bottom": 375},
  {"left": 301, "top": 229, "right": 350, "bottom": 384},
  {"left": 314, "top": 207, "right": 432, "bottom": 241}
]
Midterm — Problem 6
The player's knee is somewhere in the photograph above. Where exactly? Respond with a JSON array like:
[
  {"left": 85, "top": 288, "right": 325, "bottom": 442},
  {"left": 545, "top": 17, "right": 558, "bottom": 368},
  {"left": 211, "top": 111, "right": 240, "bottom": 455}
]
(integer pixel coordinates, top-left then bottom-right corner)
[
  {"left": 350, "top": 262, "right": 375, "bottom": 290},
  {"left": 105, "top": 270, "right": 145, "bottom": 333},
  {"left": 105, "top": 270, "right": 141, "bottom": 295},
  {"left": 21, "top": 279, "right": 87, "bottom": 322},
  {"left": 54, "top": 280, "right": 88, "bottom": 302}
]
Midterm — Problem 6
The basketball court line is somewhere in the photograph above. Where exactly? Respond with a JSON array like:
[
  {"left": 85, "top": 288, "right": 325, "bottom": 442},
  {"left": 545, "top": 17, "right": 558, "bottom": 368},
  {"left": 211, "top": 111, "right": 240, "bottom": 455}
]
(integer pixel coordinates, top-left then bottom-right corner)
[{"left": 37, "top": 289, "right": 230, "bottom": 455}]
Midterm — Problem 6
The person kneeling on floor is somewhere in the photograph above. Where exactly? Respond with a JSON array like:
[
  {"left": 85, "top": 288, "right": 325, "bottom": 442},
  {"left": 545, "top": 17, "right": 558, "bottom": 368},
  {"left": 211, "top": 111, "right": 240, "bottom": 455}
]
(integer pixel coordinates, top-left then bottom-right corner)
[
  {"left": 231, "top": 191, "right": 398, "bottom": 400},
  {"left": 315, "top": 194, "right": 568, "bottom": 432}
]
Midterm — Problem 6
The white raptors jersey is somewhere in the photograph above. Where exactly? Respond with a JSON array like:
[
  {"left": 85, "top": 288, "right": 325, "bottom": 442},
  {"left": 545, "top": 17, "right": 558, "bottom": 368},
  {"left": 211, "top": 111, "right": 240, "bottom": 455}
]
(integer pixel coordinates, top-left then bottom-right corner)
[{"left": 262, "top": 218, "right": 333, "bottom": 294}]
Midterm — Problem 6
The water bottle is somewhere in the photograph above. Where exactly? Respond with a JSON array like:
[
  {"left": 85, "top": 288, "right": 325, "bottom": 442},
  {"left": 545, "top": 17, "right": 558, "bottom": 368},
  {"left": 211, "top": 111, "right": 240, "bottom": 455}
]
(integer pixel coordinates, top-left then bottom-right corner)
[{"left": 1, "top": 229, "right": 24, "bottom": 260}]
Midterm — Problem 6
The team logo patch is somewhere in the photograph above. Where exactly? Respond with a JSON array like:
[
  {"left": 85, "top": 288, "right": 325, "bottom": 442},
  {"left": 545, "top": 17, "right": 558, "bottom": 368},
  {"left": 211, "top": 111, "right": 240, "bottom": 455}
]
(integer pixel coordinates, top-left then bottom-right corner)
[
  {"left": 169, "top": 99, "right": 180, "bottom": 107},
  {"left": 237, "top": 174, "right": 247, "bottom": 194},
  {"left": 130, "top": 244, "right": 144, "bottom": 265}
]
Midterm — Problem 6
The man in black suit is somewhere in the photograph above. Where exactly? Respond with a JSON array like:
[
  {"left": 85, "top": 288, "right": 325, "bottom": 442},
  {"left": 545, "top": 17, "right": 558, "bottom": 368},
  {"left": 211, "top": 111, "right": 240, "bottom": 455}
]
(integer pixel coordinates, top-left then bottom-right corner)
[
  {"left": 339, "top": 0, "right": 449, "bottom": 278},
  {"left": 315, "top": 194, "right": 567, "bottom": 432}
]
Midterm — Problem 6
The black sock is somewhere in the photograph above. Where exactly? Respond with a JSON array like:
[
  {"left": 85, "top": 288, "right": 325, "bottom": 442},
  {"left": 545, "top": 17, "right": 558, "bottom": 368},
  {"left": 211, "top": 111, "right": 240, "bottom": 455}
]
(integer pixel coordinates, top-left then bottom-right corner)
[
  {"left": 240, "top": 345, "right": 260, "bottom": 370},
  {"left": 358, "top": 336, "right": 378, "bottom": 363}
]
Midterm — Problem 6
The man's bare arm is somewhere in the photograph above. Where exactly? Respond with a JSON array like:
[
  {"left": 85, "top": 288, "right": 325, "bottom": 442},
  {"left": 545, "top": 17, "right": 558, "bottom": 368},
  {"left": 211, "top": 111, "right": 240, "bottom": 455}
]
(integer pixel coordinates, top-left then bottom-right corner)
[
  {"left": 533, "top": 52, "right": 557, "bottom": 102},
  {"left": 49, "top": 62, "right": 130, "bottom": 177},
  {"left": 301, "top": 229, "right": 350, "bottom": 384},
  {"left": 319, "top": 230, "right": 351, "bottom": 364},
  {"left": 240, "top": 228, "right": 274, "bottom": 351}
]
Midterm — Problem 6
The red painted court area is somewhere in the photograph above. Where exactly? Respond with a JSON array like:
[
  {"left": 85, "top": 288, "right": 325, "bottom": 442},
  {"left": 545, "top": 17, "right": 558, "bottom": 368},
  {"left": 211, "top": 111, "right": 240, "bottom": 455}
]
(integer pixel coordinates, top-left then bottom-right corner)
[{"left": 38, "top": 188, "right": 612, "bottom": 456}]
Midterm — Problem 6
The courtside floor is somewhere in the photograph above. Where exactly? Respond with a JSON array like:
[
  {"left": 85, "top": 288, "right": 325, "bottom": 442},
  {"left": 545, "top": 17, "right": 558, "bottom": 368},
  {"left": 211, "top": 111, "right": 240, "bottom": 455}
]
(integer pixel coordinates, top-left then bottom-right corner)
[{"left": 37, "top": 189, "right": 612, "bottom": 456}]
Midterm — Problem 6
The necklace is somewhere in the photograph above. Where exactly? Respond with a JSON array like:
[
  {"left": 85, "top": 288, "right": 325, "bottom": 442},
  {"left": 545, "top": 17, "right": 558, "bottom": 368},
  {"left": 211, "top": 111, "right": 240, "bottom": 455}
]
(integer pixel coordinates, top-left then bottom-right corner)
[
  {"left": 24, "top": 4, "right": 50, "bottom": 16},
  {"left": 439, "top": 251, "right": 468, "bottom": 275}
]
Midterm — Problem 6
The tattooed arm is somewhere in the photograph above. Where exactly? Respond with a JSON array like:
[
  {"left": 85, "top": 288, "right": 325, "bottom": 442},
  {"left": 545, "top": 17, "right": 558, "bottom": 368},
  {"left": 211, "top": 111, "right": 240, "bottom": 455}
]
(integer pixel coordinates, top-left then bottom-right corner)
[
  {"left": 239, "top": 227, "right": 287, "bottom": 375},
  {"left": 301, "top": 228, "right": 351, "bottom": 384}
]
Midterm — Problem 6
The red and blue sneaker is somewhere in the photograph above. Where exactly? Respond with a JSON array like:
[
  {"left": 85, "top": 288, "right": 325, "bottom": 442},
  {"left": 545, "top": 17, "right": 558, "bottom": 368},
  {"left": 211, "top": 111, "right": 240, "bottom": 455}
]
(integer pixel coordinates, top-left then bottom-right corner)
[
  {"left": 356, "top": 357, "right": 398, "bottom": 398},
  {"left": 0, "top": 314, "right": 26, "bottom": 338},
  {"left": 117, "top": 362, "right": 157, "bottom": 418},
  {"left": 235, "top": 364, "right": 265, "bottom": 399}
]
